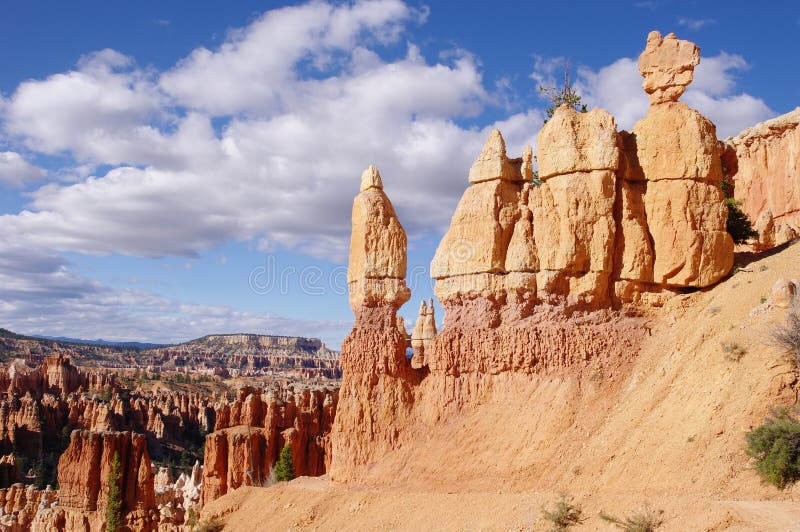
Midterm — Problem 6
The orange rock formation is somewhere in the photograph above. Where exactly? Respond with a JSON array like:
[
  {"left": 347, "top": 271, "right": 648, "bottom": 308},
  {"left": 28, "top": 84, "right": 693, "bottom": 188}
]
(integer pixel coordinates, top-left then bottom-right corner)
[
  {"left": 328, "top": 30, "right": 740, "bottom": 483},
  {"left": 57, "top": 430, "right": 157, "bottom": 531},
  {"left": 201, "top": 384, "right": 337, "bottom": 504},
  {"left": 729, "top": 107, "right": 800, "bottom": 249}
]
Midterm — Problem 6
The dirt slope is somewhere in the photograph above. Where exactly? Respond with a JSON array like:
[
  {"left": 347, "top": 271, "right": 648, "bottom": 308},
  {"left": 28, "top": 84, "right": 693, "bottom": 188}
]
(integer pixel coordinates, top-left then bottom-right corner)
[{"left": 203, "top": 241, "right": 800, "bottom": 530}]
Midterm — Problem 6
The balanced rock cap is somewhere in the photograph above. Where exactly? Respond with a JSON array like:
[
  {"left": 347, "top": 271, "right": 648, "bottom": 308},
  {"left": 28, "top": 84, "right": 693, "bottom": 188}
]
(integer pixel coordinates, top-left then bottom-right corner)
[
  {"left": 638, "top": 31, "right": 700, "bottom": 105},
  {"left": 360, "top": 164, "right": 384, "bottom": 192}
]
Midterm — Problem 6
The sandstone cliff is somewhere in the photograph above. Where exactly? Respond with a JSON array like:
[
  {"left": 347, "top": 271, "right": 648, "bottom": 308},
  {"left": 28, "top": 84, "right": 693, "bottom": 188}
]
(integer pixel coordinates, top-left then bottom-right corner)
[
  {"left": 0, "top": 328, "right": 341, "bottom": 380},
  {"left": 729, "top": 107, "right": 800, "bottom": 250},
  {"left": 147, "top": 333, "right": 341, "bottom": 379},
  {"left": 56, "top": 430, "right": 157, "bottom": 531}
]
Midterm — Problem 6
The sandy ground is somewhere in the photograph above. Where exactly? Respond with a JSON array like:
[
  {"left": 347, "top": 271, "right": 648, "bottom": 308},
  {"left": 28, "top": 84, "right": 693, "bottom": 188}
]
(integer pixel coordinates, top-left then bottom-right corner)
[
  {"left": 203, "top": 241, "right": 800, "bottom": 531},
  {"left": 203, "top": 477, "right": 800, "bottom": 531}
]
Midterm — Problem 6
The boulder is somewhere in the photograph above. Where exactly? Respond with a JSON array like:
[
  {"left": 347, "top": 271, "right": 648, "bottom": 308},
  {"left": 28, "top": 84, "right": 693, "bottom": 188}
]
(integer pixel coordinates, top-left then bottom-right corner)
[
  {"left": 772, "top": 278, "right": 799, "bottom": 309},
  {"left": 467, "top": 129, "right": 524, "bottom": 183},
  {"left": 537, "top": 106, "right": 619, "bottom": 179},
  {"left": 630, "top": 102, "right": 722, "bottom": 184}
]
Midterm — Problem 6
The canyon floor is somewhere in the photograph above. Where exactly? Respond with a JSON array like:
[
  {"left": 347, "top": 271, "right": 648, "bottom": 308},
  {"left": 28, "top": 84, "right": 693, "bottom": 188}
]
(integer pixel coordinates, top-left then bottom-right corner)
[{"left": 203, "top": 241, "right": 800, "bottom": 531}]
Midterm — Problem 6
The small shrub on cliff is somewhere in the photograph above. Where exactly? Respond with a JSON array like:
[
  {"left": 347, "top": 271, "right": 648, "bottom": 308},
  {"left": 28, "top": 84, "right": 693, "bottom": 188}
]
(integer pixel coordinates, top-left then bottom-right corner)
[
  {"left": 538, "top": 60, "right": 587, "bottom": 124},
  {"left": 746, "top": 407, "right": 800, "bottom": 488},
  {"left": 185, "top": 508, "right": 199, "bottom": 529},
  {"left": 275, "top": 444, "right": 295, "bottom": 482},
  {"left": 105, "top": 451, "right": 123, "bottom": 532},
  {"left": 541, "top": 493, "right": 585, "bottom": 531},
  {"left": 600, "top": 506, "right": 664, "bottom": 531}
]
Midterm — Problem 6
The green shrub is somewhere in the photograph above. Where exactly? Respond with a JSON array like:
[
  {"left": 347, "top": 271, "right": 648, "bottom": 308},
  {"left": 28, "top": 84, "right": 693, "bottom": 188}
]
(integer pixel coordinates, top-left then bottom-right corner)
[
  {"left": 105, "top": 452, "right": 123, "bottom": 532},
  {"left": 725, "top": 198, "right": 758, "bottom": 245},
  {"left": 185, "top": 507, "right": 199, "bottom": 529},
  {"left": 541, "top": 493, "right": 584, "bottom": 531},
  {"left": 745, "top": 408, "right": 800, "bottom": 488},
  {"left": 600, "top": 506, "right": 664, "bottom": 531}
]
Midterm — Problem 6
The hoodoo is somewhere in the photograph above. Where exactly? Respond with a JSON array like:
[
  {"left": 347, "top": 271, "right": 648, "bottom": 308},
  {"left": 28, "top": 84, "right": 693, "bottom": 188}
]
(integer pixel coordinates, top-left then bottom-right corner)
[
  {"left": 329, "top": 166, "right": 419, "bottom": 481},
  {"left": 619, "top": 31, "right": 733, "bottom": 290}
]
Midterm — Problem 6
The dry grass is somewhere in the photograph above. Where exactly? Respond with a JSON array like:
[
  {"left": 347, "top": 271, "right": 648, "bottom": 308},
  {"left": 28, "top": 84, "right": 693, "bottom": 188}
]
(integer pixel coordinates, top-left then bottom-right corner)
[
  {"left": 772, "top": 301, "right": 800, "bottom": 366},
  {"left": 540, "top": 493, "right": 584, "bottom": 531},
  {"left": 600, "top": 506, "right": 664, "bottom": 531}
]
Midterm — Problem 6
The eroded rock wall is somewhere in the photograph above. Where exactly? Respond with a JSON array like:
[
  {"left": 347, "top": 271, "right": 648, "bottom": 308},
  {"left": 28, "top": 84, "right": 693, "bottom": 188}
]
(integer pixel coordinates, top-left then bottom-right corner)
[
  {"left": 57, "top": 430, "right": 157, "bottom": 531},
  {"left": 729, "top": 107, "right": 800, "bottom": 249},
  {"left": 0, "top": 356, "right": 216, "bottom": 465},
  {"left": 201, "top": 384, "right": 337, "bottom": 504}
]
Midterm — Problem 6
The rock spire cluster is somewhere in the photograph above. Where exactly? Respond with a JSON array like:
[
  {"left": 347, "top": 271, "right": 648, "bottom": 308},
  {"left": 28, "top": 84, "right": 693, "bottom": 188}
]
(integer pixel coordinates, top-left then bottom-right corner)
[{"left": 329, "top": 30, "right": 751, "bottom": 480}]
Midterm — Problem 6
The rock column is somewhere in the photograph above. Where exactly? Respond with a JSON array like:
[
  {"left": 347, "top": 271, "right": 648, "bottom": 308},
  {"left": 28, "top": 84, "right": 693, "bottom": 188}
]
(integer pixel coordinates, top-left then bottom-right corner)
[
  {"left": 329, "top": 166, "right": 418, "bottom": 481},
  {"left": 616, "top": 31, "right": 733, "bottom": 297}
]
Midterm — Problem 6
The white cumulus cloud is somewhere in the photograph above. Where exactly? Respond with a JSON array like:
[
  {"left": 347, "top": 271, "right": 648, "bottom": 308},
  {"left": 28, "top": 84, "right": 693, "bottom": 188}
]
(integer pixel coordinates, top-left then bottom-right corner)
[
  {"left": 0, "top": 1, "right": 536, "bottom": 262},
  {"left": 677, "top": 17, "right": 716, "bottom": 31},
  {"left": 0, "top": 151, "right": 45, "bottom": 187}
]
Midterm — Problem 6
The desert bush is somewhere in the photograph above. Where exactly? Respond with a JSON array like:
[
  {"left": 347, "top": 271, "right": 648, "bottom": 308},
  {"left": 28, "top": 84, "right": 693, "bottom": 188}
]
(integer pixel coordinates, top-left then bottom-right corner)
[
  {"left": 185, "top": 507, "right": 199, "bottom": 529},
  {"left": 541, "top": 493, "right": 584, "bottom": 531},
  {"left": 721, "top": 342, "right": 746, "bottom": 362},
  {"left": 600, "top": 506, "right": 664, "bottom": 531},
  {"left": 745, "top": 408, "right": 800, "bottom": 488},
  {"left": 773, "top": 303, "right": 800, "bottom": 366}
]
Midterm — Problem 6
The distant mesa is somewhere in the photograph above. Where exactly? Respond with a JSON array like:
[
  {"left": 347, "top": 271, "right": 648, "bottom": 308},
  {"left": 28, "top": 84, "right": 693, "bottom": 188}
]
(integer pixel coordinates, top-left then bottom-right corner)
[{"left": 0, "top": 329, "right": 341, "bottom": 380}]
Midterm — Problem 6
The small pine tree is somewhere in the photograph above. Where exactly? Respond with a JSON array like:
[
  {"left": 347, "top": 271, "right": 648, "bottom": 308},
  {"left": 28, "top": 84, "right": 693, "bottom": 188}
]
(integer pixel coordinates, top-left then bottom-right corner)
[
  {"left": 33, "top": 460, "right": 47, "bottom": 490},
  {"left": 274, "top": 444, "right": 295, "bottom": 482},
  {"left": 725, "top": 198, "right": 759, "bottom": 244},
  {"left": 105, "top": 451, "right": 123, "bottom": 532}
]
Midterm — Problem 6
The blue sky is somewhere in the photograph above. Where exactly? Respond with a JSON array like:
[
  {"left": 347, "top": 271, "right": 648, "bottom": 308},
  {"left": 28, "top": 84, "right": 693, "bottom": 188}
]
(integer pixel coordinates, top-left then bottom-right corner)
[{"left": 0, "top": 0, "right": 796, "bottom": 348}]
